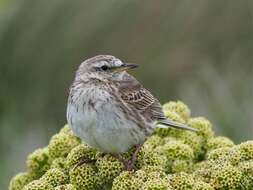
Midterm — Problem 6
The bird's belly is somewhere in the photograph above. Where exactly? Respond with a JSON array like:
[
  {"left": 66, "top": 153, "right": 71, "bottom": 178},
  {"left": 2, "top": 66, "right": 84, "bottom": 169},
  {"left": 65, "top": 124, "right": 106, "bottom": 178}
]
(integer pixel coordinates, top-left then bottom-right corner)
[
  {"left": 91, "top": 110, "right": 146, "bottom": 153},
  {"left": 68, "top": 103, "right": 147, "bottom": 153},
  {"left": 91, "top": 120, "right": 140, "bottom": 153}
]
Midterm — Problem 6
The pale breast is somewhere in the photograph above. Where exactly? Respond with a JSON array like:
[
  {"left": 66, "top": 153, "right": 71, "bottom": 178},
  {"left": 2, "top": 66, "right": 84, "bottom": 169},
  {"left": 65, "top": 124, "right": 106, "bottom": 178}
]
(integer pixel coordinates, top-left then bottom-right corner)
[{"left": 67, "top": 83, "right": 148, "bottom": 153}]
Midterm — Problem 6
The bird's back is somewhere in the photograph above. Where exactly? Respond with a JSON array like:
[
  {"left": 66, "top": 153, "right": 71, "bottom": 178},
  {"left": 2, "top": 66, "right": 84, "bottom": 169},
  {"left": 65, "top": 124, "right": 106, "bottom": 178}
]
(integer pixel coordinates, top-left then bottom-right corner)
[{"left": 114, "top": 72, "right": 166, "bottom": 124}]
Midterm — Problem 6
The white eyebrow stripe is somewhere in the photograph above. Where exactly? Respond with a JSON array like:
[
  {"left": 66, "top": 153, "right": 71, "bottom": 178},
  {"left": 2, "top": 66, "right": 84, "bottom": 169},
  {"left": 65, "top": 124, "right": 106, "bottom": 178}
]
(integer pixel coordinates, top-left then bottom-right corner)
[{"left": 114, "top": 59, "right": 123, "bottom": 67}]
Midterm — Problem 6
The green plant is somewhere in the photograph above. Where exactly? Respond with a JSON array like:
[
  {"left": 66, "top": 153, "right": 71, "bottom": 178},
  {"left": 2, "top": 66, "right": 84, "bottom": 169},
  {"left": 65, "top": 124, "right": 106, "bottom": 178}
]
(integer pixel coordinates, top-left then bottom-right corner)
[{"left": 9, "top": 101, "right": 253, "bottom": 190}]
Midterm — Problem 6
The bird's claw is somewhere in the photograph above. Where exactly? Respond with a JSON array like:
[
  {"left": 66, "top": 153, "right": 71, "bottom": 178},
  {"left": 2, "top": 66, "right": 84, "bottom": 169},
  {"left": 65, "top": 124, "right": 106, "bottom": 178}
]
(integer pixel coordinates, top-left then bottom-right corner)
[
  {"left": 124, "top": 160, "right": 137, "bottom": 171},
  {"left": 73, "top": 156, "right": 96, "bottom": 170},
  {"left": 111, "top": 153, "right": 137, "bottom": 171}
]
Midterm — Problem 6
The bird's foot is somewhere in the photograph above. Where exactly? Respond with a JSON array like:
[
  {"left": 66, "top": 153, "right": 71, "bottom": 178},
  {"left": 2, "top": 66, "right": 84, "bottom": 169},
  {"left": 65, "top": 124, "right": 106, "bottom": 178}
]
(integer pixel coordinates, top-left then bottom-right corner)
[
  {"left": 113, "top": 144, "right": 142, "bottom": 171},
  {"left": 111, "top": 153, "right": 136, "bottom": 171},
  {"left": 124, "top": 159, "right": 137, "bottom": 171},
  {"left": 124, "top": 144, "right": 142, "bottom": 171},
  {"left": 73, "top": 156, "right": 96, "bottom": 170}
]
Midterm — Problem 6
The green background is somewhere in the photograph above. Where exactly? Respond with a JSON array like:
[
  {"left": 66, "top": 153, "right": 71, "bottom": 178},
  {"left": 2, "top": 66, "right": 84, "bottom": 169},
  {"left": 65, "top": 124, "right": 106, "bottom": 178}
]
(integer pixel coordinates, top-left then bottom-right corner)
[{"left": 1, "top": 0, "right": 253, "bottom": 188}]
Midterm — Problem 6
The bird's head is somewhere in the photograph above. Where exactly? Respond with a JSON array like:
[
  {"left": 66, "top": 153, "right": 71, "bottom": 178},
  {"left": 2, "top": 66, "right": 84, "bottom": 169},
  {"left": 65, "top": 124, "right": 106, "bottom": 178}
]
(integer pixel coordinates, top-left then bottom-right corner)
[{"left": 76, "top": 55, "right": 138, "bottom": 82}]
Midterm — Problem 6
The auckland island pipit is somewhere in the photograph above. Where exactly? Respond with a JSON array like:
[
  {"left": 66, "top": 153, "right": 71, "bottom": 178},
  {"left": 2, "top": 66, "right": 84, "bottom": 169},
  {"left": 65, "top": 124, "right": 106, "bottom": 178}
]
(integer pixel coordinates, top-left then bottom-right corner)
[{"left": 67, "top": 55, "right": 196, "bottom": 170}]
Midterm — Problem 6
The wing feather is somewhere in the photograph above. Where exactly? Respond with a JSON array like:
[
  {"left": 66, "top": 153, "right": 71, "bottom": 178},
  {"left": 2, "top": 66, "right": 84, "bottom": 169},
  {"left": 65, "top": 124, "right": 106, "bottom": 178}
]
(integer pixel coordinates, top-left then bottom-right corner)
[
  {"left": 116, "top": 74, "right": 165, "bottom": 121},
  {"left": 114, "top": 73, "right": 197, "bottom": 132}
]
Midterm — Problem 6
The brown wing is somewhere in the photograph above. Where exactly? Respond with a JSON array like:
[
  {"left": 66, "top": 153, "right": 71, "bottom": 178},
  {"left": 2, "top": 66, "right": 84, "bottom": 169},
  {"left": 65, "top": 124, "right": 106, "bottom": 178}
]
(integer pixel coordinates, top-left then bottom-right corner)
[
  {"left": 114, "top": 73, "right": 198, "bottom": 132},
  {"left": 116, "top": 74, "right": 165, "bottom": 121}
]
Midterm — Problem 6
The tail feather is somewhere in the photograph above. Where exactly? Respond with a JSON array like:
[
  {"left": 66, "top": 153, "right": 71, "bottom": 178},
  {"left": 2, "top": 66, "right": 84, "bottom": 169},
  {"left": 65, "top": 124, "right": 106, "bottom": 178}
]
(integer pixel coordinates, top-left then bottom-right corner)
[{"left": 158, "top": 119, "right": 198, "bottom": 132}]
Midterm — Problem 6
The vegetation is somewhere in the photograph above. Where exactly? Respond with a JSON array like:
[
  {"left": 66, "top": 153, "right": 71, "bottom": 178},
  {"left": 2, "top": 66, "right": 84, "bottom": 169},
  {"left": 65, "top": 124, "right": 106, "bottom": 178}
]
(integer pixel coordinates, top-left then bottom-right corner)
[{"left": 9, "top": 101, "right": 253, "bottom": 190}]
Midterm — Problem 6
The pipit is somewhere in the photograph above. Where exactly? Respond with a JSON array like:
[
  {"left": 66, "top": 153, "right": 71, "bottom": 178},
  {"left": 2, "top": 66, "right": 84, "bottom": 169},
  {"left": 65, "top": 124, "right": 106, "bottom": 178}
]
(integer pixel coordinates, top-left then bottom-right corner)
[{"left": 67, "top": 55, "right": 196, "bottom": 170}]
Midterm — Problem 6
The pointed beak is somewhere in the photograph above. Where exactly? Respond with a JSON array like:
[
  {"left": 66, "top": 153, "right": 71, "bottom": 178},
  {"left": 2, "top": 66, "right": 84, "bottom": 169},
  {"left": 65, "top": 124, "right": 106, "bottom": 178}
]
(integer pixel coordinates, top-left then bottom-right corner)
[
  {"left": 123, "top": 63, "right": 139, "bottom": 70},
  {"left": 112, "top": 63, "right": 139, "bottom": 72}
]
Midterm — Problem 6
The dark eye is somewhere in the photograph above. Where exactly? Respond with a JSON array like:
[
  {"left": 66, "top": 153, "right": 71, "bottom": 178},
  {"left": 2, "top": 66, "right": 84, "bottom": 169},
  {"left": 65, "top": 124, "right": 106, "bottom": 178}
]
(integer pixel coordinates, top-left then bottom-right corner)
[{"left": 101, "top": 65, "right": 109, "bottom": 71}]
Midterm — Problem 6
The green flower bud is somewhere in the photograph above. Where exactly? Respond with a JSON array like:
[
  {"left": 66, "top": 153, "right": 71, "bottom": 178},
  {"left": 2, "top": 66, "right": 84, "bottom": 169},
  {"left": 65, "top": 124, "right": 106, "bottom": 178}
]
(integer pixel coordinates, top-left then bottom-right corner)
[
  {"left": 69, "top": 164, "right": 97, "bottom": 190},
  {"left": 112, "top": 171, "right": 142, "bottom": 190},
  {"left": 66, "top": 144, "right": 97, "bottom": 168},
  {"left": 206, "top": 147, "right": 231, "bottom": 161},
  {"left": 169, "top": 172, "right": 195, "bottom": 190},
  {"left": 143, "top": 135, "right": 164, "bottom": 148},
  {"left": 22, "top": 179, "right": 53, "bottom": 190},
  {"left": 171, "top": 159, "right": 191, "bottom": 173},
  {"left": 155, "top": 105, "right": 186, "bottom": 137},
  {"left": 48, "top": 132, "right": 81, "bottom": 159},
  {"left": 26, "top": 147, "right": 51, "bottom": 177},
  {"left": 188, "top": 117, "right": 214, "bottom": 140},
  {"left": 54, "top": 184, "right": 77, "bottom": 190},
  {"left": 163, "top": 101, "right": 191, "bottom": 122},
  {"left": 59, "top": 125, "right": 73, "bottom": 135},
  {"left": 193, "top": 181, "right": 214, "bottom": 190},
  {"left": 54, "top": 184, "right": 76, "bottom": 190},
  {"left": 50, "top": 157, "right": 66, "bottom": 170},
  {"left": 237, "top": 141, "right": 253, "bottom": 161},
  {"left": 41, "top": 168, "right": 68, "bottom": 187},
  {"left": 210, "top": 164, "right": 244, "bottom": 190},
  {"left": 206, "top": 136, "right": 234, "bottom": 151},
  {"left": 142, "top": 172, "right": 170, "bottom": 190},
  {"left": 96, "top": 155, "right": 124, "bottom": 184},
  {"left": 156, "top": 140, "right": 194, "bottom": 162},
  {"left": 9, "top": 172, "right": 34, "bottom": 190},
  {"left": 178, "top": 131, "right": 204, "bottom": 159}
]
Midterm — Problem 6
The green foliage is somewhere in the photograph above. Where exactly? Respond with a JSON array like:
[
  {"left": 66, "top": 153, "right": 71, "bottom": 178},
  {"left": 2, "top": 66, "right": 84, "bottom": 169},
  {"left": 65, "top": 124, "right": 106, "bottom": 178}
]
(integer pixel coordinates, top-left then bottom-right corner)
[
  {"left": 169, "top": 172, "right": 195, "bottom": 190},
  {"left": 8, "top": 101, "right": 253, "bottom": 190},
  {"left": 55, "top": 184, "right": 77, "bottom": 190},
  {"left": 48, "top": 130, "right": 81, "bottom": 159},
  {"left": 206, "top": 136, "right": 235, "bottom": 151},
  {"left": 95, "top": 155, "right": 124, "bottom": 184},
  {"left": 2, "top": 2, "right": 253, "bottom": 188},
  {"left": 210, "top": 164, "right": 244, "bottom": 190},
  {"left": 66, "top": 144, "right": 98, "bottom": 168},
  {"left": 26, "top": 148, "right": 51, "bottom": 178},
  {"left": 112, "top": 171, "right": 142, "bottom": 190},
  {"left": 69, "top": 164, "right": 97, "bottom": 190},
  {"left": 8, "top": 172, "right": 35, "bottom": 190},
  {"left": 41, "top": 168, "right": 68, "bottom": 187},
  {"left": 163, "top": 101, "right": 191, "bottom": 122},
  {"left": 50, "top": 157, "right": 66, "bottom": 170},
  {"left": 22, "top": 179, "right": 53, "bottom": 190}
]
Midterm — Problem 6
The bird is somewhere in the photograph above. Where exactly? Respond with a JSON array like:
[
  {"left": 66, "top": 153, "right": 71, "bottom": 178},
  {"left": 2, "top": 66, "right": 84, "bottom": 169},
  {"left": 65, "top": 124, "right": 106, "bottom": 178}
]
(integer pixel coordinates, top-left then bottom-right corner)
[{"left": 66, "top": 55, "right": 197, "bottom": 170}]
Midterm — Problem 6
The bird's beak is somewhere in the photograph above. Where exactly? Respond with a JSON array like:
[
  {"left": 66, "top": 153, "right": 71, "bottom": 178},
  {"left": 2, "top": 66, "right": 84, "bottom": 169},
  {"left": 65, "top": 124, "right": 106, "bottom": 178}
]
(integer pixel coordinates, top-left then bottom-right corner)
[{"left": 112, "top": 63, "right": 139, "bottom": 72}]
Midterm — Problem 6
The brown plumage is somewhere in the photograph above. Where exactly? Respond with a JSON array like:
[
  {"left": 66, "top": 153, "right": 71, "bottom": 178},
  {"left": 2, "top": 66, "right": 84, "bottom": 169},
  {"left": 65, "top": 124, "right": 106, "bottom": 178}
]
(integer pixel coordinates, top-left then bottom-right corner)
[{"left": 67, "top": 55, "right": 196, "bottom": 170}]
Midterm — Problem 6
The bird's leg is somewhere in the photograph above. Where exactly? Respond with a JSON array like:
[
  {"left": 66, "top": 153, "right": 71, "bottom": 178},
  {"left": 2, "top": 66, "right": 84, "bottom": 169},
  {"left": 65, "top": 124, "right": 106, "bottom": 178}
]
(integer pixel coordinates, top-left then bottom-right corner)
[
  {"left": 73, "top": 156, "right": 96, "bottom": 170},
  {"left": 124, "top": 144, "right": 142, "bottom": 171},
  {"left": 111, "top": 152, "right": 138, "bottom": 171}
]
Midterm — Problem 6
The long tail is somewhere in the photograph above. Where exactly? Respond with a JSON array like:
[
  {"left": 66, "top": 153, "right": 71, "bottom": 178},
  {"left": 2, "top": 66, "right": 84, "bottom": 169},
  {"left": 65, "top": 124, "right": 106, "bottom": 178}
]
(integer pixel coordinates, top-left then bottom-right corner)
[{"left": 158, "top": 119, "right": 198, "bottom": 132}]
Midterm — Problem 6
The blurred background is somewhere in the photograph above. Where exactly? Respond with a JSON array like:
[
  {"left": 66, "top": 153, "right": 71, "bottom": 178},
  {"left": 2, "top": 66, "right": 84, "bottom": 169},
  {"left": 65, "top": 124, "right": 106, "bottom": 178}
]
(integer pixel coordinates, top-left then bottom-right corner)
[{"left": 1, "top": 0, "right": 253, "bottom": 188}]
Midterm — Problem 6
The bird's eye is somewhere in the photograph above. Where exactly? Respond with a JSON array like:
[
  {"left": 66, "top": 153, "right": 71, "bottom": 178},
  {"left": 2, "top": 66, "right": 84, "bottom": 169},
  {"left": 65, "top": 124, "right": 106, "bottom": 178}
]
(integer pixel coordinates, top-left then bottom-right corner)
[{"left": 101, "top": 65, "right": 109, "bottom": 71}]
